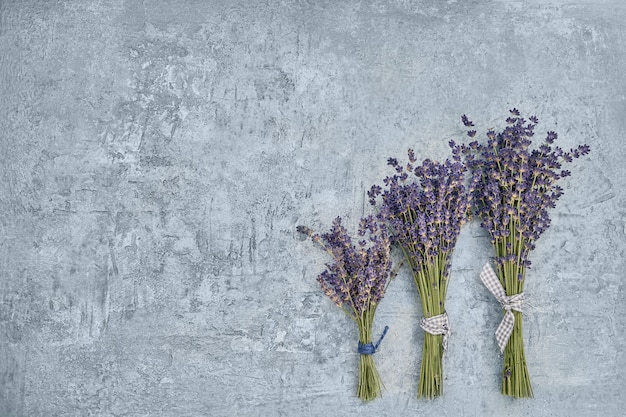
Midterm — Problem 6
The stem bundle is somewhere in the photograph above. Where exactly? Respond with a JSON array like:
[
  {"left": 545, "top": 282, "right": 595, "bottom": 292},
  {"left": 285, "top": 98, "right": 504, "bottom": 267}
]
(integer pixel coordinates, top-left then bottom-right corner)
[
  {"left": 412, "top": 259, "right": 448, "bottom": 398},
  {"left": 297, "top": 216, "right": 393, "bottom": 401},
  {"left": 356, "top": 304, "right": 385, "bottom": 401},
  {"left": 458, "top": 109, "right": 589, "bottom": 398},
  {"left": 498, "top": 261, "right": 533, "bottom": 398}
]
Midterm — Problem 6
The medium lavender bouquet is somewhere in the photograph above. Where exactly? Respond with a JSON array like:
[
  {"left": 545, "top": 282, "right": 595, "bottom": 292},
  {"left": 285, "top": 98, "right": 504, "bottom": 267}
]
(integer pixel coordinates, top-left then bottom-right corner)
[
  {"left": 455, "top": 110, "right": 590, "bottom": 398},
  {"left": 297, "top": 216, "right": 393, "bottom": 401},
  {"left": 368, "top": 151, "right": 471, "bottom": 398}
]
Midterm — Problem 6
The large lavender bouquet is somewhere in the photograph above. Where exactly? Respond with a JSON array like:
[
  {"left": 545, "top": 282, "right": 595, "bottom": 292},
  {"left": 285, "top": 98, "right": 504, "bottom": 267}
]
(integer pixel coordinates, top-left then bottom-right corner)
[
  {"left": 297, "top": 216, "right": 393, "bottom": 401},
  {"left": 455, "top": 110, "right": 590, "bottom": 398},
  {"left": 368, "top": 151, "right": 471, "bottom": 398}
]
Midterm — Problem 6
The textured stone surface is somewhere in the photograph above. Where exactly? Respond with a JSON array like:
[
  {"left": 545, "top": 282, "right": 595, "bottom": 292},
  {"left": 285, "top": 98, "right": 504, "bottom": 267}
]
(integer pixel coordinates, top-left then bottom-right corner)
[{"left": 1, "top": 1, "right": 624, "bottom": 416}]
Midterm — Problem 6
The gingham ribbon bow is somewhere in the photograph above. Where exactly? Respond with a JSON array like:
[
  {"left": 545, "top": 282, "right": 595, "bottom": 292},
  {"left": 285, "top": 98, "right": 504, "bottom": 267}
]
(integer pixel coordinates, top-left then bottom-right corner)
[
  {"left": 480, "top": 263, "right": 525, "bottom": 353},
  {"left": 420, "top": 312, "right": 450, "bottom": 352}
]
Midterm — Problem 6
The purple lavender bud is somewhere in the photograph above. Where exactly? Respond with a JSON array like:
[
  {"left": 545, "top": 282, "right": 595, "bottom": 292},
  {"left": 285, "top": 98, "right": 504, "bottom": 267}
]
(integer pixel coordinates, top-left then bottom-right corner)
[
  {"left": 297, "top": 225, "right": 313, "bottom": 236},
  {"left": 579, "top": 144, "right": 590, "bottom": 155},
  {"left": 462, "top": 114, "right": 475, "bottom": 127}
]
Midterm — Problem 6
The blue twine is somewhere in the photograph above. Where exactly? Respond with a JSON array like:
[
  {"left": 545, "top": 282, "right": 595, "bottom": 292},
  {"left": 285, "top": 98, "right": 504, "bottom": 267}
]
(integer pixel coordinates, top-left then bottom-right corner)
[{"left": 357, "top": 326, "right": 389, "bottom": 355}]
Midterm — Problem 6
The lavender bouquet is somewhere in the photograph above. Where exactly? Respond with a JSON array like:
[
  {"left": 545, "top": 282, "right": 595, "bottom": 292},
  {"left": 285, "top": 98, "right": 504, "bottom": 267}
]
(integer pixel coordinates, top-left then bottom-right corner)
[
  {"left": 455, "top": 110, "right": 590, "bottom": 398},
  {"left": 297, "top": 216, "right": 393, "bottom": 401},
  {"left": 368, "top": 151, "right": 471, "bottom": 398}
]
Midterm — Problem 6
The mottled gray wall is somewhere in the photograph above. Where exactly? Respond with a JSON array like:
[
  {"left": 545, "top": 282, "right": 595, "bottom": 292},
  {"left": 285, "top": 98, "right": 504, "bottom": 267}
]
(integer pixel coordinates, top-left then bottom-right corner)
[{"left": 0, "top": 0, "right": 624, "bottom": 416}]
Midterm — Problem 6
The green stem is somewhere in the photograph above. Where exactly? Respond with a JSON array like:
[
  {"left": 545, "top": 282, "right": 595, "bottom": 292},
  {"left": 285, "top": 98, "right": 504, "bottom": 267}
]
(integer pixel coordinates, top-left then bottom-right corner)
[
  {"left": 501, "top": 310, "right": 533, "bottom": 398},
  {"left": 418, "top": 333, "right": 444, "bottom": 398},
  {"left": 411, "top": 259, "right": 447, "bottom": 399},
  {"left": 498, "top": 261, "right": 533, "bottom": 398},
  {"left": 356, "top": 304, "right": 384, "bottom": 401}
]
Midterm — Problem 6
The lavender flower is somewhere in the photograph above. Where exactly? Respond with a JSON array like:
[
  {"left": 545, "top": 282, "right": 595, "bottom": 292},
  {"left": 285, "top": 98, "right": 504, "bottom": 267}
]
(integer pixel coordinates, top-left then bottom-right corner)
[
  {"left": 297, "top": 216, "right": 392, "bottom": 319},
  {"left": 454, "top": 111, "right": 590, "bottom": 272},
  {"left": 369, "top": 151, "right": 471, "bottom": 279},
  {"left": 369, "top": 150, "right": 472, "bottom": 398},
  {"left": 454, "top": 109, "right": 590, "bottom": 398},
  {"left": 297, "top": 216, "right": 393, "bottom": 401}
]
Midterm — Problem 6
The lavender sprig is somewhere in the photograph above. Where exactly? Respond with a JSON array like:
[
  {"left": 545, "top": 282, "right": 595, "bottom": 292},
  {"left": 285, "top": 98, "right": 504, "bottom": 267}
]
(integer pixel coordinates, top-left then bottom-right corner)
[
  {"left": 297, "top": 216, "right": 392, "bottom": 320},
  {"left": 454, "top": 109, "right": 590, "bottom": 398},
  {"left": 297, "top": 216, "right": 393, "bottom": 401},
  {"left": 369, "top": 151, "right": 471, "bottom": 398}
]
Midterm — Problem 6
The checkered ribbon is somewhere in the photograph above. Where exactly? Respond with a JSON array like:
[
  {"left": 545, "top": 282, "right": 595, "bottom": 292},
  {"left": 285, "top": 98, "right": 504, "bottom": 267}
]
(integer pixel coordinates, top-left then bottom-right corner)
[
  {"left": 420, "top": 312, "right": 450, "bottom": 352},
  {"left": 480, "top": 263, "right": 525, "bottom": 353}
]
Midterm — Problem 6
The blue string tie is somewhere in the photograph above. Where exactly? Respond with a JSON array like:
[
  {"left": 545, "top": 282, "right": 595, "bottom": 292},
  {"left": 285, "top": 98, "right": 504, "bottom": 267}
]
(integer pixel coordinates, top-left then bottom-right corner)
[{"left": 357, "top": 326, "right": 389, "bottom": 355}]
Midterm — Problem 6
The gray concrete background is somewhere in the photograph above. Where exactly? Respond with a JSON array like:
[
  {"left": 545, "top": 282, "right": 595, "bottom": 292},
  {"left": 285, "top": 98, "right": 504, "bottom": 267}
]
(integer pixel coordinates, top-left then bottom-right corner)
[{"left": 0, "top": 0, "right": 624, "bottom": 416}]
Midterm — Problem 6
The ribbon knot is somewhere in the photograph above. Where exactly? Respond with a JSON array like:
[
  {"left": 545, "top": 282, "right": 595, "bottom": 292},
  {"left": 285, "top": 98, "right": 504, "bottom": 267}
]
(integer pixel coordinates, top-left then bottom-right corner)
[
  {"left": 420, "top": 312, "right": 450, "bottom": 352},
  {"left": 480, "top": 263, "right": 525, "bottom": 353},
  {"left": 357, "top": 326, "right": 389, "bottom": 355},
  {"left": 500, "top": 293, "right": 525, "bottom": 313}
]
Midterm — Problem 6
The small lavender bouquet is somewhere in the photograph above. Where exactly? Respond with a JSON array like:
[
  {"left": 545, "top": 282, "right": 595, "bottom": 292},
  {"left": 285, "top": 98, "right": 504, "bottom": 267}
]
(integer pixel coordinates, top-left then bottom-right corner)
[
  {"left": 455, "top": 110, "right": 590, "bottom": 398},
  {"left": 297, "top": 216, "right": 393, "bottom": 401},
  {"left": 368, "top": 151, "right": 471, "bottom": 398}
]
